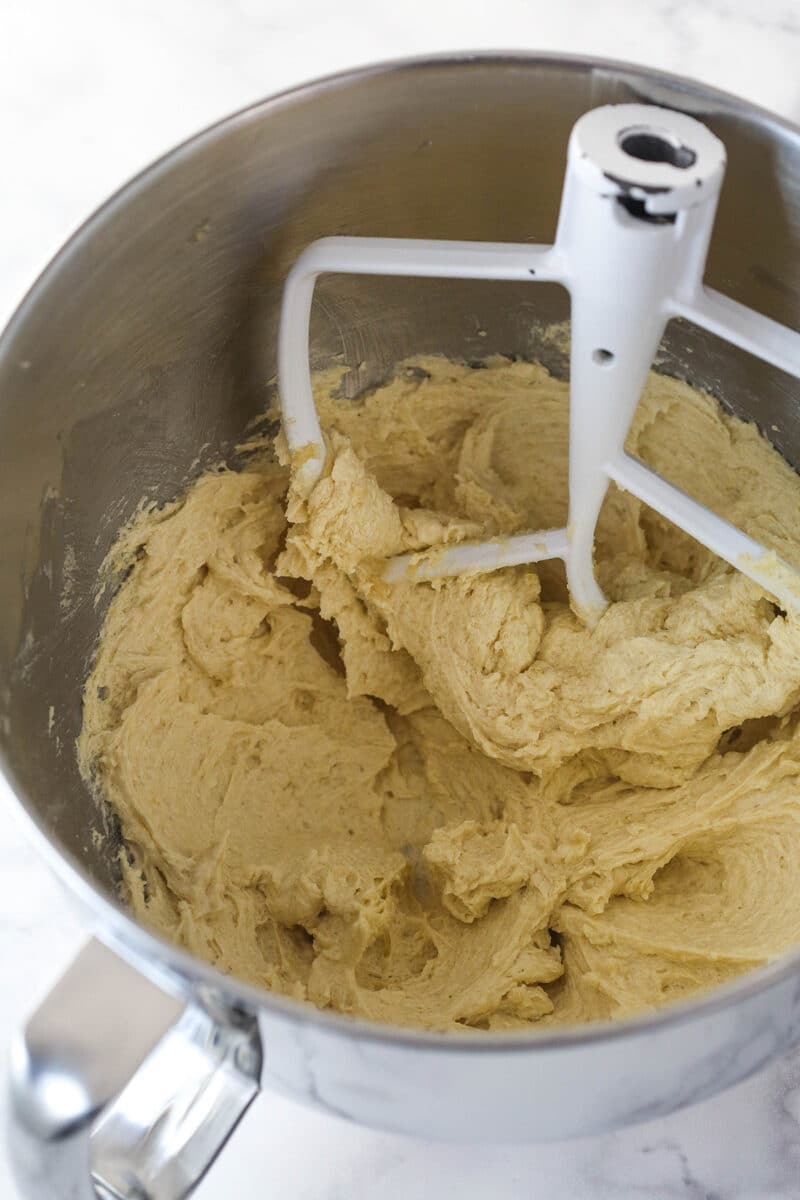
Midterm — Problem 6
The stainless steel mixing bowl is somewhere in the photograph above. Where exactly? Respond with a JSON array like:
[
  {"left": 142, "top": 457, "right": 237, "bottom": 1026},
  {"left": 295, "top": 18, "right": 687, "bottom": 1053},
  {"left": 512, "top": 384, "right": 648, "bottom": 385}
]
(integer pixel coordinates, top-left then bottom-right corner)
[{"left": 4, "top": 53, "right": 800, "bottom": 1200}]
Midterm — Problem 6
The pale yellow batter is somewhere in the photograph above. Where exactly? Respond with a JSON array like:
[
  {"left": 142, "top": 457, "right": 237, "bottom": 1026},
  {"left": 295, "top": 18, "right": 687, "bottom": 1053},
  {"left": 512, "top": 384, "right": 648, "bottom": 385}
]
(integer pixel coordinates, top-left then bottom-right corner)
[{"left": 78, "top": 357, "right": 800, "bottom": 1031}]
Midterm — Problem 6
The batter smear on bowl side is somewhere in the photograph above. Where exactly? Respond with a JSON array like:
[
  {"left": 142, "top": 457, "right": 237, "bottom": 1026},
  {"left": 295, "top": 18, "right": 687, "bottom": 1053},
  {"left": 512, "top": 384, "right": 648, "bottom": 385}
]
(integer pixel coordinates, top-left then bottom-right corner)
[{"left": 79, "top": 357, "right": 800, "bottom": 1031}]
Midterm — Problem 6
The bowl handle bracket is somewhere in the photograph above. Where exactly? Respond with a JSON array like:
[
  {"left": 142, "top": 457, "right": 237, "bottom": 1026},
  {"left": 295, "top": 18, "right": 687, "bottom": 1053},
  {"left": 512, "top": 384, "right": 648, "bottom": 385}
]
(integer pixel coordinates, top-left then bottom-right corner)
[{"left": 7, "top": 938, "right": 262, "bottom": 1199}]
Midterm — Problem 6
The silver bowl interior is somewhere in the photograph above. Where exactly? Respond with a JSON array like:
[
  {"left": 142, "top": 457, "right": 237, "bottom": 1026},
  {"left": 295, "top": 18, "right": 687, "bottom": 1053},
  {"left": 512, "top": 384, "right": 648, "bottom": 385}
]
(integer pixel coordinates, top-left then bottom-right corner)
[{"left": 1, "top": 54, "right": 799, "bottom": 985}]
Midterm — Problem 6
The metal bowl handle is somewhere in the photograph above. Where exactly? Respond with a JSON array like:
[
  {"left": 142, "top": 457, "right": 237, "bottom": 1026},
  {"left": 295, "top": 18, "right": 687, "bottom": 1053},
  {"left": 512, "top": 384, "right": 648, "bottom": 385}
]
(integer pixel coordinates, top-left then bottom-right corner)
[{"left": 7, "top": 939, "right": 262, "bottom": 1200}]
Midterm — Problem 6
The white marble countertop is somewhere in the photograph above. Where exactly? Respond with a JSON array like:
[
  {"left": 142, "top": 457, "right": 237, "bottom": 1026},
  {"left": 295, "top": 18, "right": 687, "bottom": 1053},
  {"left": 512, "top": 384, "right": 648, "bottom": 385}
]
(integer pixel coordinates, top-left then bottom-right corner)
[{"left": 2, "top": 1, "right": 800, "bottom": 1196}]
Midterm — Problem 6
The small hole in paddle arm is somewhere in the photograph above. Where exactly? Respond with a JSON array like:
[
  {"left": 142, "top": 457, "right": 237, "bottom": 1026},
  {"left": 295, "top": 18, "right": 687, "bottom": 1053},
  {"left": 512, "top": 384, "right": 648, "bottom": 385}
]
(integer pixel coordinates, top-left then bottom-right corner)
[{"left": 619, "top": 129, "right": 697, "bottom": 169}]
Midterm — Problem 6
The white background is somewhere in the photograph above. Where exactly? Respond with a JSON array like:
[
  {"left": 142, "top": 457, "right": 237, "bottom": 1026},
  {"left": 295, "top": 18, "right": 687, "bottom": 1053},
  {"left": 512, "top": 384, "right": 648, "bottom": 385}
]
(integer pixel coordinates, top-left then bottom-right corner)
[{"left": 2, "top": 2, "right": 800, "bottom": 1197}]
